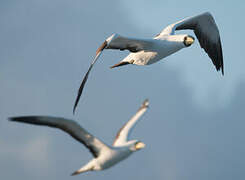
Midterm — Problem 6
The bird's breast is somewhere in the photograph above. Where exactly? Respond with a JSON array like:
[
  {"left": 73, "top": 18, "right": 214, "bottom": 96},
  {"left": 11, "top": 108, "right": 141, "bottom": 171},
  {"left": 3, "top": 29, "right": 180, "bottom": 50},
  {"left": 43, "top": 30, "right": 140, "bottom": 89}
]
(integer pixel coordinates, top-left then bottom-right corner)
[
  {"left": 131, "top": 51, "right": 158, "bottom": 65},
  {"left": 128, "top": 40, "right": 186, "bottom": 65},
  {"left": 98, "top": 149, "right": 132, "bottom": 169},
  {"left": 148, "top": 40, "right": 186, "bottom": 64}
]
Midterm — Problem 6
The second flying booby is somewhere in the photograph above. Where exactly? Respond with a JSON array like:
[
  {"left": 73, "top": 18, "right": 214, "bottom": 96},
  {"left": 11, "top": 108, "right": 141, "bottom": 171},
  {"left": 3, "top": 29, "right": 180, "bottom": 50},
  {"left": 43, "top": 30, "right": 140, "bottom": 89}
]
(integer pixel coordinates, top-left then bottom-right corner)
[
  {"left": 73, "top": 12, "right": 223, "bottom": 113},
  {"left": 9, "top": 99, "right": 149, "bottom": 175}
]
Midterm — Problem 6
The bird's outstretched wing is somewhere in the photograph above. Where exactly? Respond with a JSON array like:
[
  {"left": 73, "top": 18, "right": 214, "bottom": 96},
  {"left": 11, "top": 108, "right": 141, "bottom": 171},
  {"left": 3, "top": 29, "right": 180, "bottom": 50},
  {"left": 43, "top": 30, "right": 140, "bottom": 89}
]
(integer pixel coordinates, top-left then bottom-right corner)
[
  {"left": 73, "top": 46, "right": 104, "bottom": 114},
  {"left": 73, "top": 34, "right": 153, "bottom": 114},
  {"left": 9, "top": 116, "right": 110, "bottom": 157},
  {"left": 156, "top": 12, "right": 223, "bottom": 75},
  {"left": 105, "top": 34, "right": 153, "bottom": 52},
  {"left": 113, "top": 99, "right": 149, "bottom": 147}
]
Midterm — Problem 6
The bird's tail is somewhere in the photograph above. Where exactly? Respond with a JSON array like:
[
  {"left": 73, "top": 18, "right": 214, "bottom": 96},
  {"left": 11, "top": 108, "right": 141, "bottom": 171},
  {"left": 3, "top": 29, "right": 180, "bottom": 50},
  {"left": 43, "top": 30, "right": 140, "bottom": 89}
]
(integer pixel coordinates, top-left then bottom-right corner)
[
  {"left": 110, "top": 61, "right": 130, "bottom": 68},
  {"left": 71, "top": 165, "right": 94, "bottom": 176}
]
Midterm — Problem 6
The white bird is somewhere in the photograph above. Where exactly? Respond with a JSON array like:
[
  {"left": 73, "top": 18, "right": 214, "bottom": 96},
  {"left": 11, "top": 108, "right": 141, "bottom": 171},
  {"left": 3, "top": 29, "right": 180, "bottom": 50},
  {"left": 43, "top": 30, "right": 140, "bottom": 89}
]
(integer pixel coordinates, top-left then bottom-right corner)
[
  {"left": 9, "top": 99, "right": 149, "bottom": 175},
  {"left": 73, "top": 12, "right": 223, "bottom": 113}
]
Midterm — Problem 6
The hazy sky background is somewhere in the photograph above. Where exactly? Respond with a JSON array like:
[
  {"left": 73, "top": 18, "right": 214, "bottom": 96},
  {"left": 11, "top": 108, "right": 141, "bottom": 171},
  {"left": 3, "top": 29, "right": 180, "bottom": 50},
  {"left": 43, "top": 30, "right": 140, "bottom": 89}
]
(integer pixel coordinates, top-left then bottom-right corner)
[{"left": 1, "top": 0, "right": 245, "bottom": 180}]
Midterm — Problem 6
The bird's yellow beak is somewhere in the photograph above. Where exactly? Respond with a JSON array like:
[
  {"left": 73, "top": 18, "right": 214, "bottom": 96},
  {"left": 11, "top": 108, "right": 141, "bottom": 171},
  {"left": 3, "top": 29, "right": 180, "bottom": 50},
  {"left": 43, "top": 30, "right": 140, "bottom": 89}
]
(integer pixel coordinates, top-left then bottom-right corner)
[
  {"left": 135, "top": 142, "right": 146, "bottom": 150},
  {"left": 184, "top": 35, "right": 195, "bottom": 47}
]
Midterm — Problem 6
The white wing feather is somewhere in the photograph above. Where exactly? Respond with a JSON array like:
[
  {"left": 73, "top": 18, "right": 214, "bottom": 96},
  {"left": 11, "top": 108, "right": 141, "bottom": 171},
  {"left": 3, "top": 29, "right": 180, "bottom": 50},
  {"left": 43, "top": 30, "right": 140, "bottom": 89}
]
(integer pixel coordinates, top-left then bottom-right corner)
[{"left": 113, "top": 99, "right": 149, "bottom": 147}]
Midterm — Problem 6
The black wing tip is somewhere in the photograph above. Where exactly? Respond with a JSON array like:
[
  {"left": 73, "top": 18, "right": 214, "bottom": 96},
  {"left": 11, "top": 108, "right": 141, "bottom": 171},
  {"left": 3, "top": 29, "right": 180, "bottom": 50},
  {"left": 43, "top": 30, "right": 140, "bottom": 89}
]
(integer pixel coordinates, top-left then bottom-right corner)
[
  {"left": 217, "top": 46, "right": 224, "bottom": 76},
  {"left": 214, "top": 63, "right": 224, "bottom": 76},
  {"left": 73, "top": 83, "right": 84, "bottom": 115},
  {"left": 73, "top": 64, "right": 94, "bottom": 115},
  {"left": 73, "top": 89, "right": 82, "bottom": 115},
  {"left": 8, "top": 117, "right": 16, "bottom": 121},
  {"left": 72, "top": 81, "right": 85, "bottom": 115},
  {"left": 73, "top": 102, "right": 78, "bottom": 115},
  {"left": 216, "top": 67, "right": 224, "bottom": 76},
  {"left": 8, "top": 116, "right": 26, "bottom": 122},
  {"left": 221, "top": 66, "right": 224, "bottom": 76},
  {"left": 8, "top": 116, "right": 36, "bottom": 124},
  {"left": 73, "top": 85, "right": 83, "bottom": 115},
  {"left": 8, "top": 116, "right": 40, "bottom": 122},
  {"left": 219, "top": 38, "right": 224, "bottom": 76},
  {"left": 215, "top": 62, "right": 224, "bottom": 76}
]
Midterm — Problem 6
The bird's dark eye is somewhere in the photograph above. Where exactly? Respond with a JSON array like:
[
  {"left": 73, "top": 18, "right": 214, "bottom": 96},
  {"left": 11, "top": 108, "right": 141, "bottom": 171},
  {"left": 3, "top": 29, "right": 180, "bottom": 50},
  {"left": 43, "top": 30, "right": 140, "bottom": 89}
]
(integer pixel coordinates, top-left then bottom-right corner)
[{"left": 184, "top": 37, "right": 188, "bottom": 46}]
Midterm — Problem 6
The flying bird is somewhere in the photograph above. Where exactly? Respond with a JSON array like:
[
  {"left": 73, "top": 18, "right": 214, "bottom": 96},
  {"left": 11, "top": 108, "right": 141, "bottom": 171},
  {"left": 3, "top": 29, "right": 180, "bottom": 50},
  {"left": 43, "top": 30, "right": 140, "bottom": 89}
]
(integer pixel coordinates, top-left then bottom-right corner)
[
  {"left": 9, "top": 99, "right": 149, "bottom": 175},
  {"left": 73, "top": 12, "right": 223, "bottom": 113}
]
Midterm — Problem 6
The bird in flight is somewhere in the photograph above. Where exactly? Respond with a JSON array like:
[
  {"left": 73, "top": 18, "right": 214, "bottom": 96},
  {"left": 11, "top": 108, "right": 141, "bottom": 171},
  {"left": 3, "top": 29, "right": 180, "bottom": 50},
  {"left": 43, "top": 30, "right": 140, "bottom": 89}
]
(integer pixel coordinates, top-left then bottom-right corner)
[
  {"left": 9, "top": 99, "right": 149, "bottom": 175},
  {"left": 73, "top": 12, "right": 223, "bottom": 113}
]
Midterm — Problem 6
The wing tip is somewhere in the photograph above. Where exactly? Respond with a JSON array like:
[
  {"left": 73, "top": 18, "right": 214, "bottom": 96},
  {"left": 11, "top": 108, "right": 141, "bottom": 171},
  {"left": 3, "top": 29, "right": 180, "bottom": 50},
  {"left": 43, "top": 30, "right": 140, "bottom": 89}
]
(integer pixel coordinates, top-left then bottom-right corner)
[
  {"left": 73, "top": 65, "right": 94, "bottom": 115},
  {"left": 8, "top": 116, "right": 27, "bottom": 122},
  {"left": 215, "top": 64, "right": 224, "bottom": 76},
  {"left": 8, "top": 117, "right": 16, "bottom": 122},
  {"left": 73, "top": 107, "right": 76, "bottom": 115},
  {"left": 216, "top": 67, "right": 224, "bottom": 76},
  {"left": 73, "top": 100, "right": 78, "bottom": 114},
  {"left": 217, "top": 38, "right": 224, "bottom": 76},
  {"left": 142, "top": 99, "right": 149, "bottom": 108},
  {"left": 73, "top": 95, "right": 80, "bottom": 115},
  {"left": 221, "top": 66, "right": 224, "bottom": 76},
  {"left": 8, "top": 116, "right": 36, "bottom": 123}
]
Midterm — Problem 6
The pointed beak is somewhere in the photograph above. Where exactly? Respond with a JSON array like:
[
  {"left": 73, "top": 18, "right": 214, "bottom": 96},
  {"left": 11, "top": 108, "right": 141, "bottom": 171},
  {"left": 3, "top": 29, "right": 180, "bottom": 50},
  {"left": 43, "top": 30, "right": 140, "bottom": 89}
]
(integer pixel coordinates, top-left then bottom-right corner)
[
  {"left": 135, "top": 142, "right": 146, "bottom": 150},
  {"left": 110, "top": 61, "right": 130, "bottom": 69},
  {"left": 184, "top": 35, "right": 195, "bottom": 47}
]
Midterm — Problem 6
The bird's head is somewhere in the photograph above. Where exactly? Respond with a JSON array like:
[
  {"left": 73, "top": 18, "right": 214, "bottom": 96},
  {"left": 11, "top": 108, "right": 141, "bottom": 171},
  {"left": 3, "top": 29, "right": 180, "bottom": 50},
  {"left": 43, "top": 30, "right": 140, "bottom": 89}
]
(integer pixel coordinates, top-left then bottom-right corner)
[
  {"left": 129, "top": 140, "right": 146, "bottom": 152},
  {"left": 184, "top": 35, "right": 195, "bottom": 47}
]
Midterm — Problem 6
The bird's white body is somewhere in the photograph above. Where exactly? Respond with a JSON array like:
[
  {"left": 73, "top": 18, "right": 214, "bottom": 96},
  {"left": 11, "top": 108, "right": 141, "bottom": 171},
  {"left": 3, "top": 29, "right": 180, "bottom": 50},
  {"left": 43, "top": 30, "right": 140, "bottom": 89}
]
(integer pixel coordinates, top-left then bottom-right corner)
[
  {"left": 121, "top": 35, "right": 186, "bottom": 65},
  {"left": 80, "top": 145, "right": 133, "bottom": 172}
]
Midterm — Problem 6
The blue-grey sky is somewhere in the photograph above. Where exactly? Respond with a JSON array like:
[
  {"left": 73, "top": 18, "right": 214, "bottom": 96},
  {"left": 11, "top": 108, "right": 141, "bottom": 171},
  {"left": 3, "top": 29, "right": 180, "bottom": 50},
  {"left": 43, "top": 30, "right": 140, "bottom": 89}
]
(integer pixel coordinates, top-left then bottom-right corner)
[{"left": 1, "top": 0, "right": 245, "bottom": 180}]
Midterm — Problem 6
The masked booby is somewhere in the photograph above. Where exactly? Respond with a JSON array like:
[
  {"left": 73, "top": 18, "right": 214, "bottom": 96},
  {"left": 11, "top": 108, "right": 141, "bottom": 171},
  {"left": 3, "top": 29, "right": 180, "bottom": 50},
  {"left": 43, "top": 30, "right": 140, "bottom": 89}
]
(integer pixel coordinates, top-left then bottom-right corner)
[
  {"left": 73, "top": 12, "right": 223, "bottom": 113},
  {"left": 9, "top": 99, "right": 149, "bottom": 175}
]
